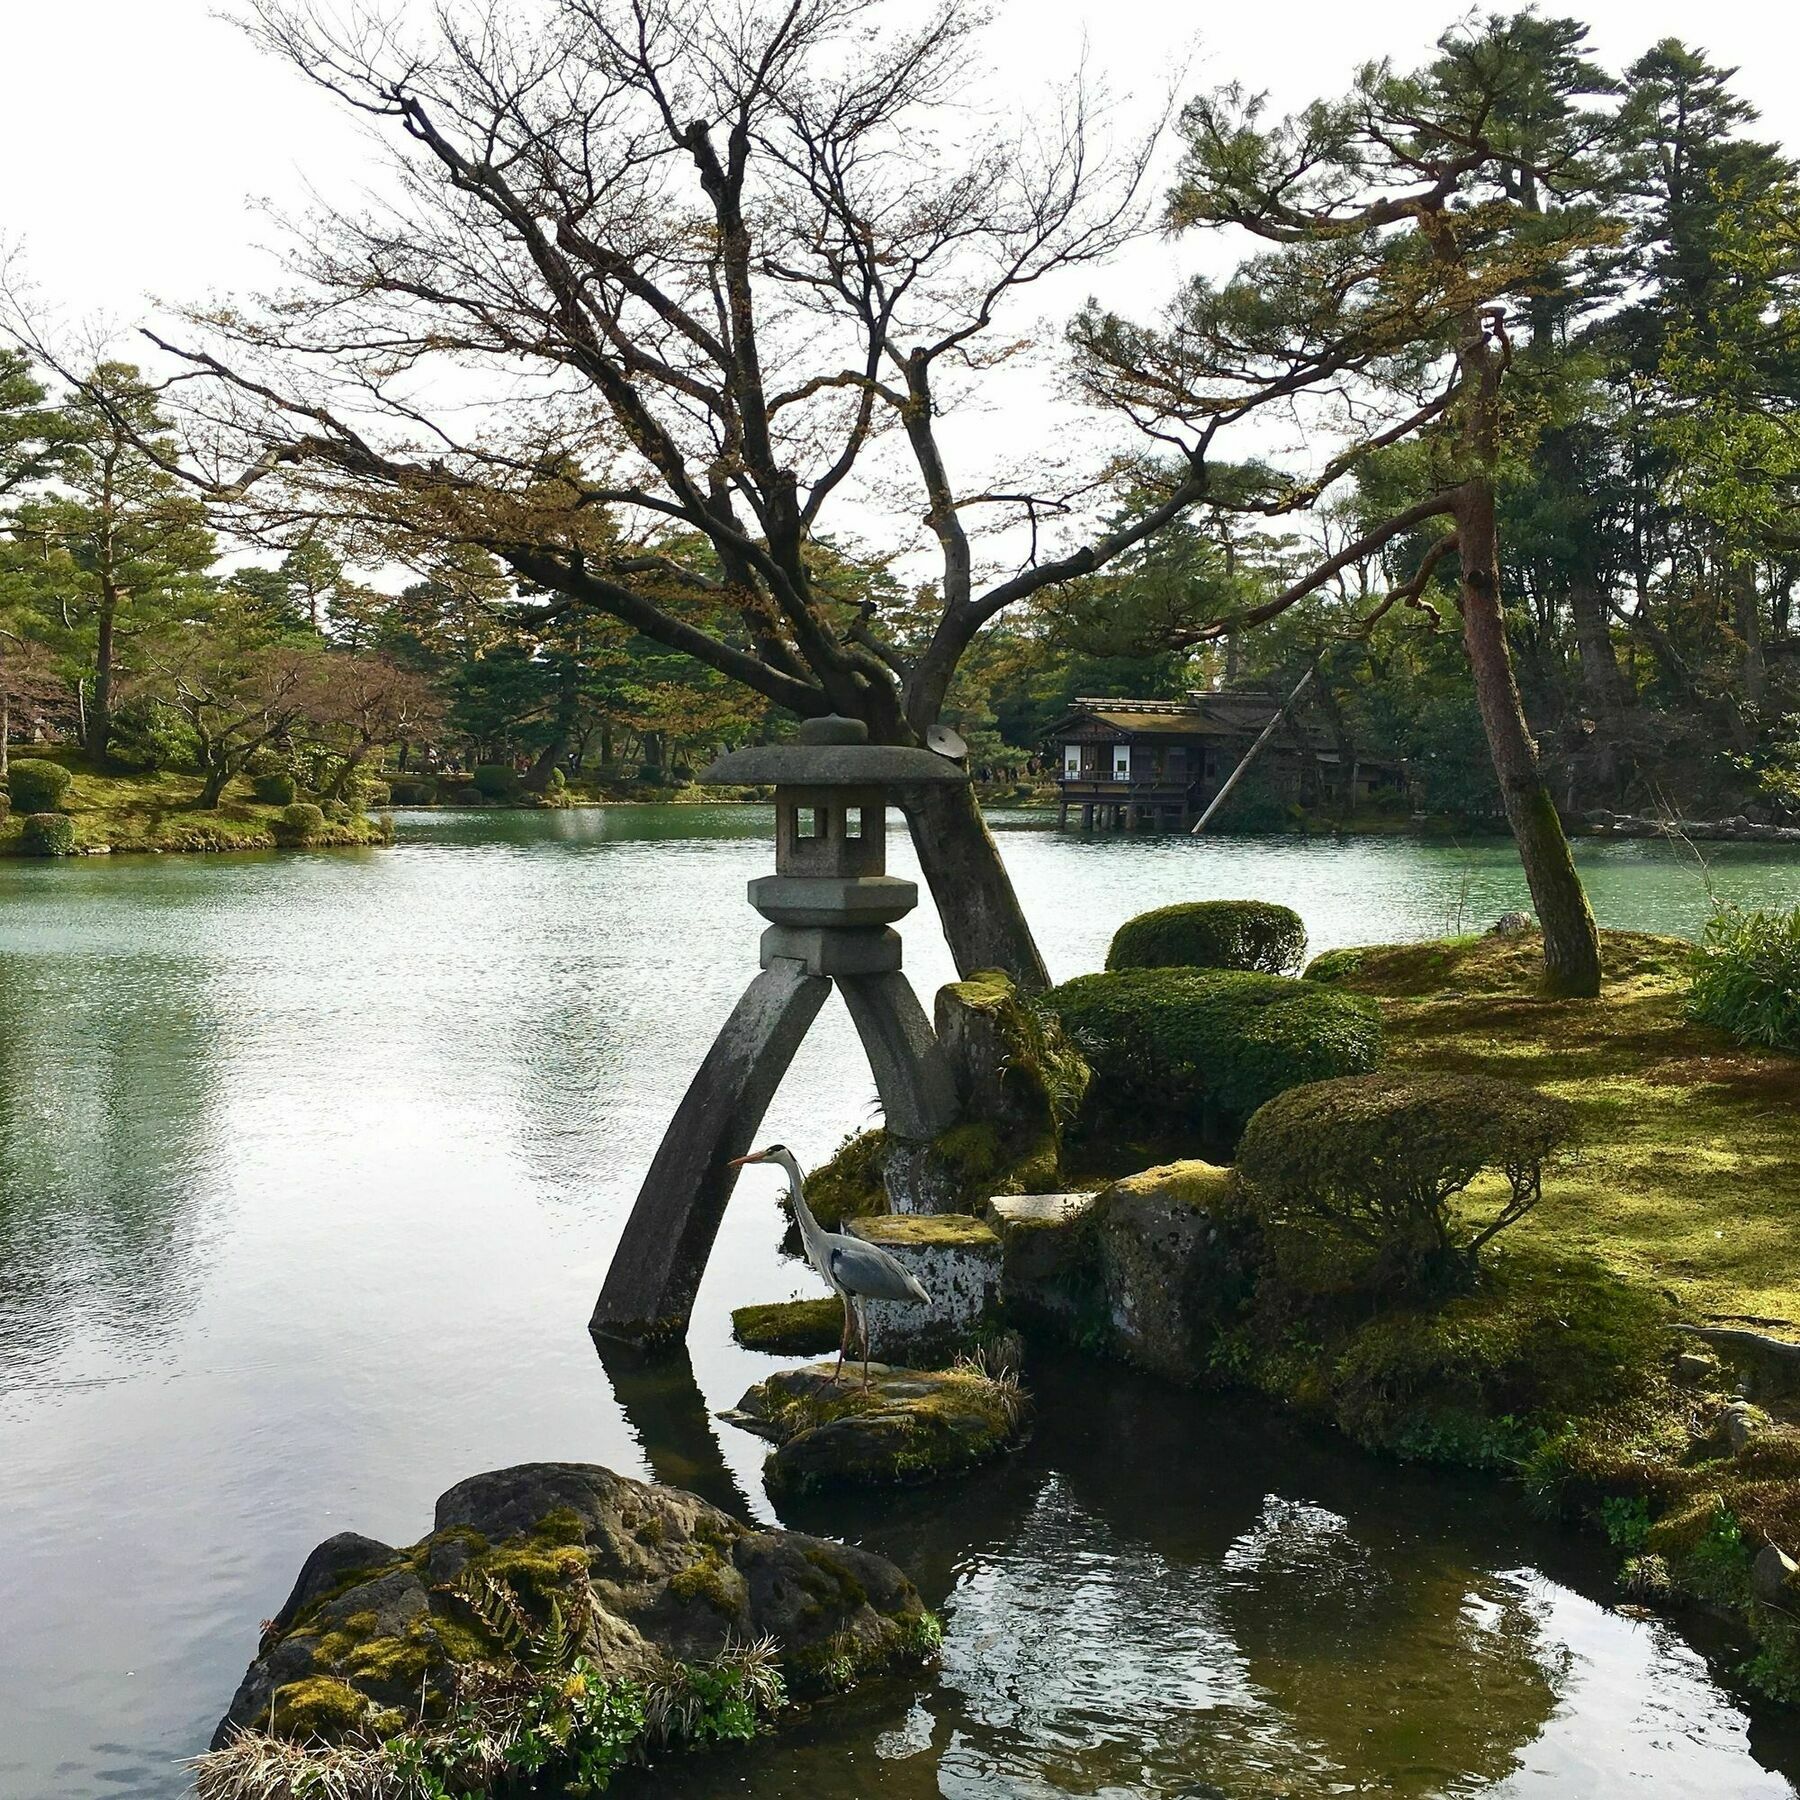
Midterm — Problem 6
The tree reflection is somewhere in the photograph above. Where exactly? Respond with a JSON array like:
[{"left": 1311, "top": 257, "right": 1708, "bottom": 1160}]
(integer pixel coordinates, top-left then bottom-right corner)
[{"left": 0, "top": 949, "right": 218, "bottom": 1383}]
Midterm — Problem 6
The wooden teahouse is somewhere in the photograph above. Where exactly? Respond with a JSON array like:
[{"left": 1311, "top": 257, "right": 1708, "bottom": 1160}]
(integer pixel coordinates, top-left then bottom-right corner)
[{"left": 1046, "top": 694, "right": 1399, "bottom": 831}]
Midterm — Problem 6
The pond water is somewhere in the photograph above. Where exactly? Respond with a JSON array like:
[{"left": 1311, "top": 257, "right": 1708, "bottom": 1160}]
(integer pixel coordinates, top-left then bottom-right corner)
[{"left": 3, "top": 807, "right": 1799, "bottom": 1800}]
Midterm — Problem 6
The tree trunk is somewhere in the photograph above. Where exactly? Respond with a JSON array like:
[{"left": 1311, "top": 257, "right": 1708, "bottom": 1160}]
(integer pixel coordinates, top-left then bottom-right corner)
[
  {"left": 199, "top": 762, "right": 230, "bottom": 808},
  {"left": 1, "top": 694, "right": 8, "bottom": 779},
  {"left": 88, "top": 592, "right": 117, "bottom": 756},
  {"left": 325, "top": 746, "right": 367, "bottom": 800},
  {"left": 898, "top": 780, "right": 1050, "bottom": 992},
  {"left": 1569, "top": 576, "right": 1631, "bottom": 721},
  {"left": 1455, "top": 482, "right": 1602, "bottom": 997},
  {"left": 1734, "top": 560, "right": 1765, "bottom": 714}
]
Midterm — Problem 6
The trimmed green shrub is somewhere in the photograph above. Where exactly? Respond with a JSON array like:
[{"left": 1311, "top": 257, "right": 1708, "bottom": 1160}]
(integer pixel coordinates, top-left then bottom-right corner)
[
  {"left": 19, "top": 811, "right": 76, "bottom": 856},
  {"left": 471, "top": 763, "right": 521, "bottom": 799},
  {"left": 253, "top": 770, "right": 298, "bottom": 806},
  {"left": 1687, "top": 904, "right": 1800, "bottom": 1054},
  {"left": 272, "top": 802, "right": 326, "bottom": 845},
  {"left": 322, "top": 799, "right": 352, "bottom": 824},
  {"left": 1046, "top": 967, "right": 1381, "bottom": 1142},
  {"left": 389, "top": 778, "right": 438, "bottom": 805},
  {"left": 346, "top": 776, "right": 390, "bottom": 809},
  {"left": 7, "top": 758, "right": 71, "bottom": 813},
  {"left": 548, "top": 766, "right": 567, "bottom": 790},
  {"left": 1107, "top": 900, "right": 1307, "bottom": 975},
  {"left": 1237, "top": 1071, "right": 1574, "bottom": 1294}
]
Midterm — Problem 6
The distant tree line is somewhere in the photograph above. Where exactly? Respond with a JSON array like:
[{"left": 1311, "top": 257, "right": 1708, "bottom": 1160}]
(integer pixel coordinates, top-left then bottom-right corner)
[{"left": 0, "top": 357, "right": 768, "bottom": 792}]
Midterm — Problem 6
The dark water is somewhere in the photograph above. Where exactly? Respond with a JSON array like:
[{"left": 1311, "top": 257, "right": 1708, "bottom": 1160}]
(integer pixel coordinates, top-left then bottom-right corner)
[{"left": 3, "top": 807, "right": 1798, "bottom": 1799}]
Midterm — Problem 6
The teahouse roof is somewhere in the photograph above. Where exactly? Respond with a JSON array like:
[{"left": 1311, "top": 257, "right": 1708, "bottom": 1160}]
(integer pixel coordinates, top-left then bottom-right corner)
[{"left": 1047, "top": 694, "right": 1289, "bottom": 740}]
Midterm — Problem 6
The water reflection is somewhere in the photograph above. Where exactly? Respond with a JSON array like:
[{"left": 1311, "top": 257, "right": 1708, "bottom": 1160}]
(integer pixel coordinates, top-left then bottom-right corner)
[
  {"left": 651, "top": 1352, "right": 1794, "bottom": 1799},
  {"left": 3, "top": 813, "right": 1799, "bottom": 1799},
  {"left": 593, "top": 1337, "right": 754, "bottom": 1520},
  {"left": 0, "top": 939, "right": 223, "bottom": 1386}
]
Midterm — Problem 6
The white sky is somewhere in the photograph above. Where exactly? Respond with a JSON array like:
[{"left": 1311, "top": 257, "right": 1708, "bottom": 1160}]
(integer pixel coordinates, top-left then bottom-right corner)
[
  {"left": 8, "top": 0, "right": 1796, "bottom": 327},
  {"left": 3, "top": 0, "right": 1797, "bottom": 577}
]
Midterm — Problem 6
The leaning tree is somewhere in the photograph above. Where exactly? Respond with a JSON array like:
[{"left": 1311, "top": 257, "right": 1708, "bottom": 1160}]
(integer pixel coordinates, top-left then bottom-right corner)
[
  {"left": 1073, "top": 13, "right": 1616, "bottom": 994},
  {"left": 12, "top": 0, "right": 1255, "bottom": 991}
]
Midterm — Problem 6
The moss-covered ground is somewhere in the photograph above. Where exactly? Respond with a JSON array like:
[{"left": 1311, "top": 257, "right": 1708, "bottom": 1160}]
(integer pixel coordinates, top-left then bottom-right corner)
[
  {"left": 1307, "top": 928, "right": 1800, "bottom": 1332},
  {"left": 0, "top": 749, "right": 390, "bottom": 855}
]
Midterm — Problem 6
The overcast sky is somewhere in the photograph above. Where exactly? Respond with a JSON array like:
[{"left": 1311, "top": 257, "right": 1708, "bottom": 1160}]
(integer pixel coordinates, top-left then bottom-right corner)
[
  {"left": 4, "top": 0, "right": 1796, "bottom": 575},
  {"left": 8, "top": 0, "right": 1796, "bottom": 335}
]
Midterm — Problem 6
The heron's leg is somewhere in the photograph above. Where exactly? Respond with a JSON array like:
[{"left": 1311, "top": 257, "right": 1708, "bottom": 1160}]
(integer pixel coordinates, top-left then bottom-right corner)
[
  {"left": 832, "top": 1293, "right": 849, "bottom": 1385},
  {"left": 860, "top": 1300, "right": 872, "bottom": 1389}
]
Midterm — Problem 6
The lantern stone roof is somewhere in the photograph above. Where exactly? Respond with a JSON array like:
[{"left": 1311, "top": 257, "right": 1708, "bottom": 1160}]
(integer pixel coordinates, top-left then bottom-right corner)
[{"left": 702, "top": 715, "right": 966, "bottom": 786}]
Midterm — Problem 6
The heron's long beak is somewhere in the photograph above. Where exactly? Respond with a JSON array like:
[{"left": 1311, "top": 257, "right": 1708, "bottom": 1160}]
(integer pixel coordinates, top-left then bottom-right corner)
[{"left": 727, "top": 1152, "right": 762, "bottom": 1167}]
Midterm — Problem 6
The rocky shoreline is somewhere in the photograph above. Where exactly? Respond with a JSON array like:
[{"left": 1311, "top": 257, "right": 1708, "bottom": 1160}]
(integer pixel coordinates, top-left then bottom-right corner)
[{"left": 1578, "top": 809, "right": 1800, "bottom": 843}]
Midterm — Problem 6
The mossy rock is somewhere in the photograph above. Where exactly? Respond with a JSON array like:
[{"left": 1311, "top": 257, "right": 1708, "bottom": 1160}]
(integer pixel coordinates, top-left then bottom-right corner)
[
  {"left": 802, "top": 1128, "right": 890, "bottom": 1228},
  {"left": 214, "top": 1461, "right": 937, "bottom": 1753},
  {"left": 725, "top": 1363, "right": 1029, "bottom": 1495},
  {"left": 934, "top": 969, "right": 1090, "bottom": 1153},
  {"left": 733, "top": 1297, "right": 845, "bottom": 1353},
  {"left": 1090, "top": 1160, "right": 1251, "bottom": 1383},
  {"left": 1312, "top": 1249, "right": 1674, "bottom": 1465}
]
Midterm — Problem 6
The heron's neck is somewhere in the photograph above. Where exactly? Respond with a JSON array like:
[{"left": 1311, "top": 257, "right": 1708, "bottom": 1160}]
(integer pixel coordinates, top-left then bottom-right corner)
[{"left": 780, "top": 1157, "right": 827, "bottom": 1259}]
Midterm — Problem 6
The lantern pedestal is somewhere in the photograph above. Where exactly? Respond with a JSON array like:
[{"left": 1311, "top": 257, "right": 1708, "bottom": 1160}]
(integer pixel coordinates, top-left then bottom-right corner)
[{"left": 591, "top": 718, "right": 967, "bottom": 1346}]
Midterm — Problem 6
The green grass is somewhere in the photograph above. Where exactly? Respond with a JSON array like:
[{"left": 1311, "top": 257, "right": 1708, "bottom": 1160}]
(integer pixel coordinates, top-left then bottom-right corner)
[
  {"left": 1310, "top": 929, "right": 1800, "bottom": 1329},
  {"left": 0, "top": 748, "right": 391, "bottom": 856}
]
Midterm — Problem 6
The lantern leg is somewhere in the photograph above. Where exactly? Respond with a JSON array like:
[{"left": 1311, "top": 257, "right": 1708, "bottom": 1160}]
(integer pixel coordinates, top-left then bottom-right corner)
[
  {"left": 590, "top": 957, "right": 831, "bottom": 1345},
  {"left": 836, "top": 970, "right": 960, "bottom": 1141}
]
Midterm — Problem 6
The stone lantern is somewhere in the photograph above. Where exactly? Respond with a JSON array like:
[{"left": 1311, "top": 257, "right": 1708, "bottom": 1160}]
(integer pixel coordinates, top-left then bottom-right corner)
[{"left": 591, "top": 716, "right": 964, "bottom": 1345}]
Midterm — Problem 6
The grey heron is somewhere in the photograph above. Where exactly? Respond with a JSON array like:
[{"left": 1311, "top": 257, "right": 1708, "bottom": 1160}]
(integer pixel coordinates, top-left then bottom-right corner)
[{"left": 729, "top": 1144, "right": 930, "bottom": 1387}]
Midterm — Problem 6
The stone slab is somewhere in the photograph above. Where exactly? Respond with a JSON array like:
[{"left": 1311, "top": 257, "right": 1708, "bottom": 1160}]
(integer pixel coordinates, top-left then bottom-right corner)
[
  {"left": 847, "top": 1213, "right": 1001, "bottom": 1357},
  {"left": 986, "top": 1192, "right": 1098, "bottom": 1300},
  {"left": 759, "top": 923, "right": 902, "bottom": 975}
]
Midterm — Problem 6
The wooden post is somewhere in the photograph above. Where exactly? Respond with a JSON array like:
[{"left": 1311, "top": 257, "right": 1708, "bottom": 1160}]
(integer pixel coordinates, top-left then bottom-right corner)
[{"left": 1190, "top": 668, "right": 1315, "bottom": 835}]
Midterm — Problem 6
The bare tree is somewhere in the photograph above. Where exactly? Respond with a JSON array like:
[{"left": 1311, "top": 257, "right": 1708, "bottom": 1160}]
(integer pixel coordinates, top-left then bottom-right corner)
[
  {"left": 29, "top": 0, "right": 1217, "bottom": 988},
  {"left": 309, "top": 652, "right": 444, "bottom": 798}
]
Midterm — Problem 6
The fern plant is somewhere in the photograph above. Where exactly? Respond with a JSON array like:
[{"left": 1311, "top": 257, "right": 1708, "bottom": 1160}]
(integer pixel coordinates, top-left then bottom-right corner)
[{"left": 1688, "top": 904, "right": 1800, "bottom": 1053}]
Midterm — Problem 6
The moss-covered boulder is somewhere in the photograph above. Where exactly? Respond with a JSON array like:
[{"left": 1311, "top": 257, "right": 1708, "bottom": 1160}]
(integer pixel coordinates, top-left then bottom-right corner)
[
  {"left": 210, "top": 1462, "right": 935, "bottom": 1763},
  {"left": 725, "top": 1363, "right": 1029, "bottom": 1494},
  {"left": 732, "top": 1296, "right": 845, "bottom": 1353},
  {"left": 934, "top": 969, "right": 1088, "bottom": 1166},
  {"left": 1091, "top": 1161, "right": 1250, "bottom": 1384}
]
